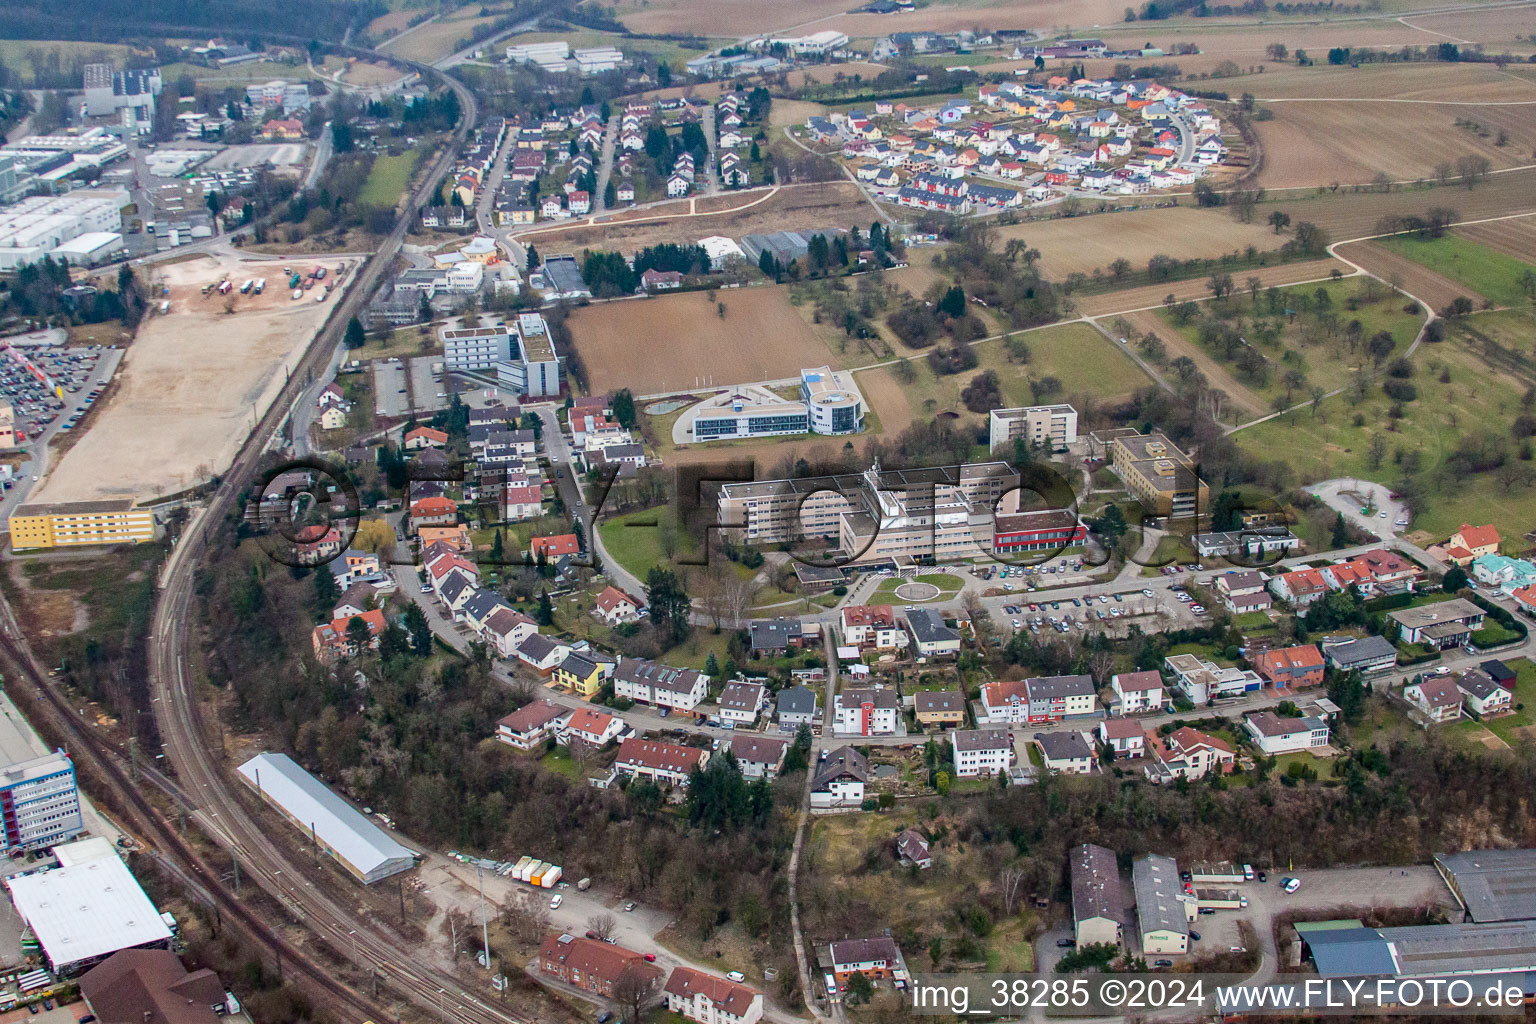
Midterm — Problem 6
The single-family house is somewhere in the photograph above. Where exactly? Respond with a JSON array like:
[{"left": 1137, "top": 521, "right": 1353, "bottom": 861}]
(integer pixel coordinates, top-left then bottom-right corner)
[
  {"left": 311, "top": 609, "right": 386, "bottom": 663},
  {"left": 1216, "top": 570, "right": 1273, "bottom": 615},
  {"left": 496, "top": 700, "right": 571, "bottom": 750},
  {"left": 530, "top": 534, "right": 580, "bottom": 561},
  {"left": 1251, "top": 644, "right": 1325, "bottom": 690},
  {"left": 1098, "top": 718, "right": 1146, "bottom": 758},
  {"left": 1145, "top": 726, "right": 1234, "bottom": 783},
  {"left": 554, "top": 652, "right": 613, "bottom": 699},
  {"left": 1389, "top": 599, "right": 1485, "bottom": 650},
  {"left": 913, "top": 690, "right": 965, "bottom": 729},
  {"left": 593, "top": 586, "right": 643, "bottom": 625},
  {"left": 750, "top": 618, "right": 807, "bottom": 656},
  {"left": 826, "top": 937, "right": 907, "bottom": 986},
  {"left": 896, "top": 829, "right": 932, "bottom": 869},
  {"left": 613, "top": 738, "right": 709, "bottom": 786},
  {"left": 483, "top": 606, "right": 539, "bottom": 658},
  {"left": 1445, "top": 524, "right": 1501, "bottom": 566},
  {"left": 727, "top": 735, "right": 789, "bottom": 779},
  {"left": 811, "top": 746, "right": 868, "bottom": 807},
  {"left": 1457, "top": 668, "right": 1513, "bottom": 718},
  {"left": 405, "top": 426, "right": 448, "bottom": 450},
  {"left": 905, "top": 608, "right": 961, "bottom": 658},
  {"left": 718, "top": 681, "right": 766, "bottom": 726},
  {"left": 1320, "top": 635, "right": 1398, "bottom": 677},
  {"left": 1269, "top": 567, "right": 1331, "bottom": 608},
  {"left": 778, "top": 685, "right": 818, "bottom": 731},
  {"left": 1111, "top": 670, "right": 1164, "bottom": 715},
  {"left": 409, "top": 495, "right": 458, "bottom": 532},
  {"left": 1404, "top": 677, "right": 1464, "bottom": 724},
  {"left": 560, "top": 707, "right": 627, "bottom": 748},
  {"left": 515, "top": 633, "right": 570, "bottom": 677},
  {"left": 840, "top": 605, "right": 908, "bottom": 651},
  {"left": 952, "top": 729, "right": 1015, "bottom": 778},
  {"left": 1244, "top": 710, "right": 1329, "bottom": 755},
  {"left": 1034, "top": 730, "right": 1095, "bottom": 774}
]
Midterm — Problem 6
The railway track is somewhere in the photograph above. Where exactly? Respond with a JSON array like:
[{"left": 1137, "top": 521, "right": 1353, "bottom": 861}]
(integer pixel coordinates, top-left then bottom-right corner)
[{"left": 4, "top": 35, "right": 554, "bottom": 1024}]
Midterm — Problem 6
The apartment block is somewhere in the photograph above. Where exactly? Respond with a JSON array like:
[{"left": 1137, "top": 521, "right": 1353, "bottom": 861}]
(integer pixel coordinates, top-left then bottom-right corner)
[
  {"left": 9, "top": 500, "right": 157, "bottom": 550},
  {"left": 988, "top": 403, "right": 1078, "bottom": 452}
]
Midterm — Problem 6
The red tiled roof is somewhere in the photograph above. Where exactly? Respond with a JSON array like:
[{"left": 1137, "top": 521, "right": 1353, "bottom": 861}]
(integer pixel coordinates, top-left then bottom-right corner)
[
  {"left": 531, "top": 534, "right": 579, "bottom": 558},
  {"left": 1114, "top": 670, "right": 1163, "bottom": 693},
  {"left": 1456, "top": 523, "right": 1501, "bottom": 549},
  {"left": 615, "top": 737, "right": 705, "bottom": 774},
  {"left": 563, "top": 708, "right": 617, "bottom": 736},
  {"left": 841, "top": 604, "right": 895, "bottom": 628},
  {"left": 664, "top": 967, "right": 760, "bottom": 1016},
  {"left": 411, "top": 496, "right": 457, "bottom": 517},
  {"left": 1253, "top": 644, "right": 1324, "bottom": 675},
  {"left": 595, "top": 586, "right": 640, "bottom": 613}
]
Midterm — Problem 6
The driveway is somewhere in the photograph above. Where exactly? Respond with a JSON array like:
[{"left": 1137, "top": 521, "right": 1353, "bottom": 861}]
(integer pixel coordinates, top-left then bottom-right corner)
[{"left": 1309, "top": 479, "right": 1410, "bottom": 545}]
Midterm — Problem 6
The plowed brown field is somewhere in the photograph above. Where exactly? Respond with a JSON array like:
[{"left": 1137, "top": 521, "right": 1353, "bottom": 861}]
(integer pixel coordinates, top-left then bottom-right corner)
[
  {"left": 1335, "top": 240, "right": 1484, "bottom": 309},
  {"left": 1456, "top": 217, "right": 1536, "bottom": 262},
  {"left": 999, "top": 206, "right": 1283, "bottom": 280}
]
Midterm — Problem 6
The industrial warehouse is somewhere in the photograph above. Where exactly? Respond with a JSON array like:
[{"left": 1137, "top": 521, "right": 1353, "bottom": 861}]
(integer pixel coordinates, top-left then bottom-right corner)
[{"left": 237, "top": 752, "right": 417, "bottom": 884}]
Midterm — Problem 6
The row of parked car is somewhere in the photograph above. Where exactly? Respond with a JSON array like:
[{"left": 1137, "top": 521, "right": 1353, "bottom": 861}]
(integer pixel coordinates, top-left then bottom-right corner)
[{"left": 1, "top": 345, "right": 107, "bottom": 442}]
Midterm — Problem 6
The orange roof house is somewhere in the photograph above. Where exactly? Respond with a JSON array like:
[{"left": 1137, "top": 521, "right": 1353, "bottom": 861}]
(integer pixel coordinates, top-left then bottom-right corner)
[
  {"left": 312, "top": 608, "right": 387, "bottom": 662},
  {"left": 1445, "top": 524, "right": 1501, "bottom": 565},
  {"left": 1252, "top": 644, "right": 1325, "bottom": 689},
  {"left": 530, "top": 534, "right": 580, "bottom": 560}
]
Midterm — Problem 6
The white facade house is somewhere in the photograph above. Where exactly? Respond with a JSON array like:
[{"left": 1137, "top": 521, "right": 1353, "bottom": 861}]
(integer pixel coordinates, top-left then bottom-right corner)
[
  {"left": 1111, "top": 670, "right": 1164, "bottom": 715},
  {"left": 951, "top": 729, "right": 1015, "bottom": 778},
  {"left": 664, "top": 967, "right": 764, "bottom": 1024},
  {"left": 1244, "top": 711, "right": 1329, "bottom": 755},
  {"left": 612, "top": 659, "right": 708, "bottom": 712},
  {"left": 717, "top": 681, "right": 766, "bottom": 725},
  {"left": 833, "top": 687, "right": 901, "bottom": 736}
]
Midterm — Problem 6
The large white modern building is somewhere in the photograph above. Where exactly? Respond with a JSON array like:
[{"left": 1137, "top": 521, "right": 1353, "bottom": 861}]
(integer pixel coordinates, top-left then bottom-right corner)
[
  {"left": 237, "top": 752, "right": 417, "bottom": 884},
  {"left": 0, "top": 750, "right": 84, "bottom": 853},
  {"left": 506, "top": 40, "right": 572, "bottom": 71},
  {"left": 989, "top": 404, "right": 1078, "bottom": 452},
  {"left": 682, "top": 366, "right": 864, "bottom": 443},
  {"left": 5, "top": 837, "right": 173, "bottom": 973},
  {"left": 441, "top": 322, "right": 513, "bottom": 372},
  {"left": 765, "top": 30, "right": 849, "bottom": 56},
  {"left": 0, "top": 189, "right": 128, "bottom": 272}
]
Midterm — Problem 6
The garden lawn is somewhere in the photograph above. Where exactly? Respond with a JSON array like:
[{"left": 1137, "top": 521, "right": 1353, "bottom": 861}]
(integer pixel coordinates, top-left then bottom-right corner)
[
  {"left": 1484, "top": 658, "right": 1536, "bottom": 747},
  {"left": 359, "top": 150, "right": 418, "bottom": 208},
  {"left": 869, "top": 572, "right": 966, "bottom": 603},
  {"left": 1232, "top": 320, "right": 1536, "bottom": 541},
  {"left": 1378, "top": 234, "right": 1536, "bottom": 310}
]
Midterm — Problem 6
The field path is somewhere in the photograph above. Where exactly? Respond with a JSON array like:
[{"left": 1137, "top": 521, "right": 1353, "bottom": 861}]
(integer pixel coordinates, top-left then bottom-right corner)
[{"left": 1114, "top": 309, "right": 1267, "bottom": 418}]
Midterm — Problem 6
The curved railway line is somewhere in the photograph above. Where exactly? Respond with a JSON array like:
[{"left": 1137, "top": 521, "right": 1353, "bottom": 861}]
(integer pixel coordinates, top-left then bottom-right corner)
[{"left": 0, "top": 31, "right": 556, "bottom": 1024}]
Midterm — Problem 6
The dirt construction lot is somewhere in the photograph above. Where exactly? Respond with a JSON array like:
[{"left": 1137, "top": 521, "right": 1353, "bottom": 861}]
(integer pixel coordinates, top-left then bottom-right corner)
[
  {"left": 33, "top": 253, "right": 350, "bottom": 503},
  {"left": 569, "top": 286, "right": 842, "bottom": 396},
  {"left": 1000, "top": 206, "right": 1284, "bottom": 280}
]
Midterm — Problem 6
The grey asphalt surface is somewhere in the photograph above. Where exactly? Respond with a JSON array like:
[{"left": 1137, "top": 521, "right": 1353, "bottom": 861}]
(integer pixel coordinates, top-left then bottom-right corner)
[
  {"left": 374, "top": 359, "right": 409, "bottom": 418},
  {"left": 409, "top": 356, "right": 448, "bottom": 412}
]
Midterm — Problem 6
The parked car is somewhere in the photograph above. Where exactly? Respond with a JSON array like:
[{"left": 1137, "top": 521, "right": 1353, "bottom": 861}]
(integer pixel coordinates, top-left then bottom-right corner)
[
  {"left": 1282, "top": 877, "right": 1301, "bottom": 894},
  {"left": 623, "top": 902, "right": 636, "bottom": 912},
  {"left": 1056, "top": 938, "right": 1077, "bottom": 948},
  {"left": 643, "top": 953, "right": 656, "bottom": 962},
  {"left": 550, "top": 894, "right": 563, "bottom": 909},
  {"left": 726, "top": 971, "right": 746, "bottom": 983},
  {"left": 1153, "top": 960, "right": 1173, "bottom": 969}
]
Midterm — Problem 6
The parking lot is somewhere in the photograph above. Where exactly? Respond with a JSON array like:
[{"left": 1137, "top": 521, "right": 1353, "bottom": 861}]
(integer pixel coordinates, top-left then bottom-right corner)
[
  {"left": 1, "top": 346, "right": 112, "bottom": 448},
  {"left": 374, "top": 359, "right": 409, "bottom": 418},
  {"left": 408, "top": 356, "right": 448, "bottom": 413}
]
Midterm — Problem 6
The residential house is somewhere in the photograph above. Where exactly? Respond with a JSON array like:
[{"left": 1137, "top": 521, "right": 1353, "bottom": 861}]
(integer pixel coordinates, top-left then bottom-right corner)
[
  {"left": 913, "top": 690, "right": 965, "bottom": 729},
  {"left": 417, "top": 524, "right": 472, "bottom": 553},
  {"left": 1145, "top": 726, "right": 1234, "bottom": 783},
  {"left": 1251, "top": 644, "right": 1325, "bottom": 690},
  {"left": 727, "top": 735, "right": 789, "bottom": 779},
  {"left": 750, "top": 618, "right": 807, "bottom": 656},
  {"left": 896, "top": 828, "right": 933, "bottom": 869},
  {"left": 1404, "top": 677, "right": 1464, "bottom": 724},
  {"left": 332, "top": 584, "right": 376, "bottom": 621},
  {"left": 952, "top": 729, "right": 1015, "bottom": 778},
  {"left": 1099, "top": 718, "right": 1146, "bottom": 758},
  {"left": 663, "top": 967, "right": 764, "bottom": 1024},
  {"left": 503, "top": 484, "right": 545, "bottom": 523},
  {"left": 483, "top": 606, "right": 538, "bottom": 658},
  {"left": 530, "top": 534, "right": 580, "bottom": 561},
  {"left": 826, "top": 937, "right": 908, "bottom": 986},
  {"left": 1472, "top": 554, "right": 1536, "bottom": 596},
  {"left": 639, "top": 269, "right": 684, "bottom": 292},
  {"left": 1034, "top": 730, "right": 1095, "bottom": 774},
  {"left": 980, "top": 675, "right": 1097, "bottom": 724},
  {"left": 613, "top": 738, "right": 709, "bottom": 786},
  {"left": 593, "top": 586, "right": 643, "bottom": 625},
  {"left": 833, "top": 687, "right": 902, "bottom": 736},
  {"left": 777, "top": 685, "right": 818, "bottom": 731},
  {"left": 1320, "top": 635, "right": 1398, "bottom": 677},
  {"left": 438, "top": 573, "right": 479, "bottom": 622},
  {"left": 1457, "top": 668, "right": 1513, "bottom": 718},
  {"left": 1446, "top": 524, "right": 1501, "bottom": 565},
  {"left": 311, "top": 609, "right": 386, "bottom": 663},
  {"left": 1216, "top": 570, "right": 1273, "bottom": 615},
  {"left": 1269, "top": 567, "right": 1331, "bottom": 608},
  {"left": 559, "top": 707, "right": 627, "bottom": 748},
  {"left": 1389, "top": 599, "right": 1485, "bottom": 649},
  {"left": 496, "top": 700, "right": 571, "bottom": 750},
  {"left": 1111, "top": 670, "right": 1164, "bottom": 715},
  {"left": 811, "top": 746, "right": 868, "bottom": 807},
  {"left": 840, "top": 605, "right": 907, "bottom": 651},
  {"left": 612, "top": 658, "right": 707, "bottom": 712},
  {"left": 409, "top": 495, "right": 458, "bottom": 532},
  {"left": 1244, "top": 710, "right": 1329, "bottom": 755},
  {"left": 906, "top": 608, "right": 961, "bottom": 658},
  {"left": 718, "top": 681, "right": 766, "bottom": 726},
  {"left": 1070, "top": 843, "right": 1125, "bottom": 947},
  {"left": 515, "top": 633, "right": 570, "bottom": 677},
  {"left": 555, "top": 652, "right": 613, "bottom": 700},
  {"left": 538, "top": 934, "right": 661, "bottom": 997},
  {"left": 1163, "top": 653, "right": 1261, "bottom": 703}
]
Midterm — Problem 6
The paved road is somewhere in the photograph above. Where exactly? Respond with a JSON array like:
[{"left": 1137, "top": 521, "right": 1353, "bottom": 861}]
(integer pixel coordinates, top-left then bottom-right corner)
[{"left": 592, "top": 114, "right": 619, "bottom": 214}]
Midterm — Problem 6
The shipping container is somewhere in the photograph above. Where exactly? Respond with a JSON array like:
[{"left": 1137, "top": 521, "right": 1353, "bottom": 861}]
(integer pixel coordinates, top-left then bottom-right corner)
[
  {"left": 313, "top": 266, "right": 327, "bottom": 280},
  {"left": 540, "top": 865, "right": 561, "bottom": 888},
  {"left": 513, "top": 855, "right": 534, "bottom": 880},
  {"left": 218, "top": 280, "right": 233, "bottom": 295}
]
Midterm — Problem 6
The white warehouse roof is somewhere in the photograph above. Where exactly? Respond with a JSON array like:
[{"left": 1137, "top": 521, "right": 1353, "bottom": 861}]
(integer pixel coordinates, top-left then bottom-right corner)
[
  {"left": 5, "top": 837, "right": 172, "bottom": 972},
  {"left": 237, "top": 752, "right": 416, "bottom": 884}
]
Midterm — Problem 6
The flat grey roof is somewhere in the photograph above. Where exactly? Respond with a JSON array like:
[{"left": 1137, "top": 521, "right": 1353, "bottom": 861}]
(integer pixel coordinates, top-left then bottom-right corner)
[
  {"left": 1390, "top": 598, "right": 1484, "bottom": 630},
  {"left": 1133, "top": 853, "right": 1188, "bottom": 939},
  {"left": 1435, "top": 849, "right": 1536, "bottom": 923}
]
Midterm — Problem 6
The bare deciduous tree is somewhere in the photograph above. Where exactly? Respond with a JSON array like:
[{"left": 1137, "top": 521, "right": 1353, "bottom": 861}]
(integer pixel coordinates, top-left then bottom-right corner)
[
  {"left": 998, "top": 864, "right": 1028, "bottom": 916},
  {"left": 588, "top": 912, "right": 618, "bottom": 941},
  {"left": 613, "top": 966, "right": 659, "bottom": 1024}
]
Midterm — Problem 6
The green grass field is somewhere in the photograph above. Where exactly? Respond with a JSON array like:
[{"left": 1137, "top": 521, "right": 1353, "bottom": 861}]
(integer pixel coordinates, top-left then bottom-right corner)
[
  {"left": 1233, "top": 314, "right": 1536, "bottom": 541},
  {"left": 499, "top": 30, "right": 723, "bottom": 66},
  {"left": 869, "top": 572, "right": 966, "bottom": 603},
  {"left": 1483, "top": 658, "right": 1536, "bottom": 747},
  {"left": 0, "top": 39, "right": 134, "bottom": 85},
  {"left": 1379, "top": 234, "right": 1536, "bottom": 310},
  {"left": 359, "top": 150, "right": 419, "bottom": 208}
]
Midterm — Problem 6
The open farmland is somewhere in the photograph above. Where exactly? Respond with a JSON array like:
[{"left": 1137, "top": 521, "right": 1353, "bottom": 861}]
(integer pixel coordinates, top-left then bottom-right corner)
[
  {"left": 514, "top": 182, "right": 877, "bottom": 254},
  {"left": 999, "top": 207, "right": 1284, "bottom": 281},
  {"left": 1260, "top": 169, "right": 1536, "bottom": 240},
  {"left": 1243, "top": 62, "right": 1536, "bottom": 102},
  {"left": 1373, "top": 230, "right": 1536, "bottom": 308},
  {"left": 1253, "top": 100, "right": 1536, "bottom": 188},
  {"left": 379, "top": 6, "right": 507, "bottom": 62},
  {"left": 33, "top": 254, "right": 352, "bottom": 504},
  {"left": 1457, "top": 216, "right": 1536, "bottom": 264},
  {"left": 568, "top": 287, "right": 849, "bottom": 396},
  {"left": 0, "top": 40, "right": 135, "bottom": 85},
  {"left": 1073, "top": 258, "right": 1349, "bottom": 316},
  {"left": 1335, "top": 240, "right": 1485, "bottom": 311}
]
